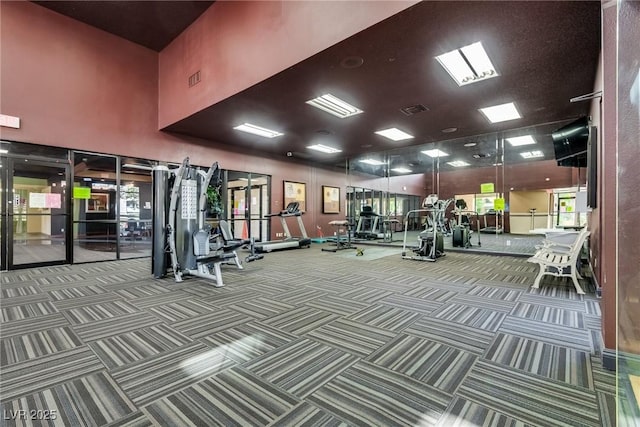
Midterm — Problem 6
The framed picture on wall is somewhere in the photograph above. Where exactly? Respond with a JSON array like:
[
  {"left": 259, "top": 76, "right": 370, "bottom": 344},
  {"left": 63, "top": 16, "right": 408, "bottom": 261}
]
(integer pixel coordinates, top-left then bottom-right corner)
[
  {"left": 86, "top": 193, "right": 109, "bottom": 213},
  {"left": 322, "top": 185, "right": 340, "bottom": 214},
  {"left": 284, "top": 181, "right": 306, "bottom": 212}
]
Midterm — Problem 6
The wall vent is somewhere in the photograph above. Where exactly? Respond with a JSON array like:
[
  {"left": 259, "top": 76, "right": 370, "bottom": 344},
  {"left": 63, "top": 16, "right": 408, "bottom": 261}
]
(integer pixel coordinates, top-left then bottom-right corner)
[
  {"left": 400, "top": 104, "right": 429, "bottom": 116},
  {"left": 188, "top": 70, "right": 201, "bottom": 87}
]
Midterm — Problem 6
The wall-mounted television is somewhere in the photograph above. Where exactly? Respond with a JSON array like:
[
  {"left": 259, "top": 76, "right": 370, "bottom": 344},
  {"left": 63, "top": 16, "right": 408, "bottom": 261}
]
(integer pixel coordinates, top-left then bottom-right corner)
[{"left": 552, "top": 117, "right": 590, "bottom": 164}]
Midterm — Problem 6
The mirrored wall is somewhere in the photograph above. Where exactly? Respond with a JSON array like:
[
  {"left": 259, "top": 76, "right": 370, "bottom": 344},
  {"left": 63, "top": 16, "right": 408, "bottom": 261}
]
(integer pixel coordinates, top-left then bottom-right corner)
[{"left": 346, "top": 120, "right": 590, "bottom": 255}]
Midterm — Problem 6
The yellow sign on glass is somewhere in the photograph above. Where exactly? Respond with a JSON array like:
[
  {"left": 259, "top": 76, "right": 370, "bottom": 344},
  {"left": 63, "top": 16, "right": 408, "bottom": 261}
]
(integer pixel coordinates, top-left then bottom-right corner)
[
  {"left": 480, "top": 183, "right": 495, "bottom": 193},
  {"left": 73, "top": 187, "right": 91, "bottom": 199},
  {"left": 494, "top": 198, "right": 505, "bottom": 210}
]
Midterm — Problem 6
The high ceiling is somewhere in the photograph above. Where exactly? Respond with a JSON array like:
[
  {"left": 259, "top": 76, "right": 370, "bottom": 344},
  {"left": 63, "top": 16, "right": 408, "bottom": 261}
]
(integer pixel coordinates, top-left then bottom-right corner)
[{"left": 33, "top": 1, "right": 601, "bottom": 177}]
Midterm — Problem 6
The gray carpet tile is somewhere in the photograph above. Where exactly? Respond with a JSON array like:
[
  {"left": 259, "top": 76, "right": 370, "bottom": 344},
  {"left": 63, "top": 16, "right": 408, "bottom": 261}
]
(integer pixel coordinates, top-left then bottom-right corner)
[
  {"left": 466, "top": 285, "right": 522, "bottom": 301},
  {"left": 268, "top": 401, "right": 349, "bottom": 427},
  {"left": 0, "top": 346, "right": 105, "bottom": 401},
  {"left": 1, "top": 284, "right": 41, "bottom": 298},
  {"left": 405, "top": 316, "right": 496, "bottom": 355},
  {"left": 34, "top": 273, "right": 89, "bottom": 287},
  {"left": 147, "top": 299, "right": 219, "bottom": 323},
  {"left": 357, "top": 277, "right": 424, "bottom": 293},
  {"left": 143, "top": 366, "right": 299, "bottom": 426},
  {"left": 271, "top": 288, "right": 328, "bottom": 305},
  {"left": 368, "top": 333, "right": 477, "bottom": 394},
  {"left": 262, "top": 306, "right": 340, "bottom": 336},
  {"left": 518, "top": 292, "right": 588, "bottom": 311},
  {"left": 0, "top": 292, "right": 50, "bottom": 308},
  {"left": 228, "top": 297, "right": 296, "bottom": 319},
  {"left": 457, "top": 359, "right": 600, "bottom": 427},
  {"left": 72, "top": 311, "right": 163, "bottom": 342},
  {"left": 499, "top": 316, "right": 593, "bottom": 351},
  {"left": 431, "top": 303, "right": 507, "bottom": 331},
  {"left": 591, "top": 354, "right": 617, "bottom": 394},
  {"left": 527, "top": 281, "right": 592, "bottom": 299},
  {"left": 47, "top": 285, "right": 108, "bottom": 300},
  {"left": 509, "top": 301, "right": 585, "bottom": 328},
  {"left": 202, "top": 321, "right": 297, "bottom": 364},
  {"left": 307, "top": 361, "right": 451, "bottom": 426},
  {"left": 345, "top": 304, "right": 422, "bottom": 332},
  {"left": 303, "top": 279, "right": 356, "bottom": 294},
  {"left": 111, "top": 341, "right": 235, "bottom": 406},
  {"left": 113, "top": 284, "right": 172, "bottom": 300},
  {"left": 244, "top": 338, "right": 359, "bottom": 398},
  {"left": 596, "top": 390, "right": 618, "bottom": 427},
  {"left": 485, "top": 332, "right": 594, "bottom": 389},
  {"left": 378, "top": 293, "right": 444, "bottom": 314},
  {"left": 305, "top": 318, "right": 396, "bottom": 357},
  {"left": 62, "top": 300, "right": 142, "bottom": 325},
  {"left": 304, "top": 294, "right": 371, "bottom": 316},
  {"left": 403, "top": 286, "right": 458, "bottom": 302},
  {"left": 52, "top": 292, "right": 124, "bottom": 311},
  {"left": 1, "top": 301, "right": 59, "bottom": 322},
  {"left": 1, "top": 326, "right": 83, "bottom": 366},
  {"left": 1, "top": 371, "right": 136, "bottom": 426},
  {"left": 171, "top": 308, "right": 255, "bottom": 339},
  {"left": 126, "top": 290, "right": 193, "bottom": 310},
  {"left": 201, "top": 289, "right": 264, "bottom": 306},
  {"left": 584, "top": 314, "right": 602, "bottom": 330},
  {"left": 94, "top": 272, "right": 151, "bottom": 286},
  {"left": 584, "top": 299, "right": 602, "bottom": 316},
  {"left": 103, "top": 410, "right": 154, "bottom": 427},
  {"left": 0, "top": 313, "right": 68, "bottom": 338},
  {"left": 89, "top": 324, "right": 193, "bottom": 370},
  {"left": 449, "top": 293, "right": 518, "bottom": 313},
  {"left": 436, "top": 396, "right": 528, "bottom": 427},
  {"left": 337, "top": 286, "right": 393, "bottom": 303}
]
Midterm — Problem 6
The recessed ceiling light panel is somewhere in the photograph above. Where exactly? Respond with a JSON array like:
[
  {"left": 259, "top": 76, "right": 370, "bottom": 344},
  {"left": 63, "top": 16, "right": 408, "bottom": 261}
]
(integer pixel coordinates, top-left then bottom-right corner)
[
  {"left": 436, "top": 41, "right": 498, "bottom": 86},
  {"left": 307, "top": 144, "right": 342, "bottom": 154},
  {"left": 520, "top": 150, "right": 544, "bottom": 159},
  {"left": 507, "top": 135, "right": 536, "bottom": 146},
  {"left": 375, "top": 128, "right": 414, "bottom": 141},
  {"left": 359, "top": 159, "right": 386, "bottom": 165},
  {"left": 306, "top": 94, "right": 363, "bottom": 118},
  {"left": 421, "top": 149, "right": 449, "bottom": 158},
  {"left": 478, "top": 102, "right": 521, "bottom": 123},
  {"left": 391, "top": 167, "right": 412, "bottom": 173},
  {"left": 447, "top": 160, "right": 471, "bottom": 167},
  {"left": 233, "top": 123, "right": 283, "bottom": 138}
]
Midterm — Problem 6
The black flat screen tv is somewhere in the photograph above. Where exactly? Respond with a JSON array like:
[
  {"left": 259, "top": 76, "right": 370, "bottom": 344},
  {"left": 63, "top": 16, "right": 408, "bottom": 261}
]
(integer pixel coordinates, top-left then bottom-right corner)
[{"left": 552, "top": 117, "right": 590, "bottom": 165}]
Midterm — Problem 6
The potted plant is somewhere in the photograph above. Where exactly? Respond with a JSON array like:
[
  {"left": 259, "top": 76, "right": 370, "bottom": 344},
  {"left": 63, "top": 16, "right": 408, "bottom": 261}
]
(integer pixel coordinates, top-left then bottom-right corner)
[{"left": 206, "top": 186, "right": 223, "bottom": 218}]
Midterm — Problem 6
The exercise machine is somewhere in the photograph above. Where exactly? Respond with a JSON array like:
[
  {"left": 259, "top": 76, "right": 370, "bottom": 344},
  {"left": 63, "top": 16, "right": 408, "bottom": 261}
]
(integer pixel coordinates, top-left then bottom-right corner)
[
  {"left": 401, "top": 195, "right": 452, "bottom": 262},
  {"left": 480, "top": 209, "right": 504, "bottom": 234},
  {"left": 254, "top": 202, "right": 311, "bottom": 252},
  {"left": 451, "top": 199, "right": 481, "bottom": 248},
  {"left": 322, "top": 220, "right": 357, "bottom": 252},
  {"left": 151, "top": 157, "right": 259, "bottom": 286},
  {"left": 354, "top": 206, "right": 384, "bottom": 239}
]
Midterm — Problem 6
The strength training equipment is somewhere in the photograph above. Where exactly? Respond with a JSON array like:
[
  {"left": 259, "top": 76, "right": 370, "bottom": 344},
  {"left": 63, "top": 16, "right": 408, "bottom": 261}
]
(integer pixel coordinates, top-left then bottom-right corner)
[{"left": 401, "top": 195, "right": 453, "bottom": 262}]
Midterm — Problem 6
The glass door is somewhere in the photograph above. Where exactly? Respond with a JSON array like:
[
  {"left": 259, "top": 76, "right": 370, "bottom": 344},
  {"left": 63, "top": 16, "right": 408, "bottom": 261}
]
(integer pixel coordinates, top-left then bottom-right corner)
[{"left": 3, "top": 157, "right": 71, "bottom": 268}]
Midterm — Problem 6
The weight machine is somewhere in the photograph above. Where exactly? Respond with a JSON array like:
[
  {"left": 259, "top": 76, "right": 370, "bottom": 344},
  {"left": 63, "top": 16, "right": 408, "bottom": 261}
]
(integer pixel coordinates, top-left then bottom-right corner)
[{"left": 151, "top": 157, "right": 260, "bottom": 286}]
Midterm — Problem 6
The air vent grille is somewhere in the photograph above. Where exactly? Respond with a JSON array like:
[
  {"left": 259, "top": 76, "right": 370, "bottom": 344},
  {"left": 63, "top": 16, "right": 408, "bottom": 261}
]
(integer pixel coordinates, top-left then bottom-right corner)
[
  {"left": 188, "top": 70, "right": 201, "bottom": 87},
  {"left": 400, "top": 104, "right": 429, "bottom": 116}
]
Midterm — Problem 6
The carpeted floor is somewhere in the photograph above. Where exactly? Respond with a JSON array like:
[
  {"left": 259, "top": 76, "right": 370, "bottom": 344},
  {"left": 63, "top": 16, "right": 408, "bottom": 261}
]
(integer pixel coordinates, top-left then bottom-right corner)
[{"left": 0, "top": 247, "right": 627, "bottom": 426}]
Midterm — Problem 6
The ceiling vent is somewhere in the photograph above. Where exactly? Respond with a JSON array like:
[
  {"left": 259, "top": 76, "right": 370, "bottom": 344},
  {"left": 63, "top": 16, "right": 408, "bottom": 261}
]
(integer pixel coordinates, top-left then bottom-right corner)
[{"left": 400, "top": 104, "right": 429, "bottom": 116}]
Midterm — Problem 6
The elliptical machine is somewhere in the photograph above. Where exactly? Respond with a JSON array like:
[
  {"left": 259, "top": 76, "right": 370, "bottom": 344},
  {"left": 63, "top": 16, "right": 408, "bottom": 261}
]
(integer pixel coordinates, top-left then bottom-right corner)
[{"left": 402, "top": 195, "right": 453, "bottom": 262}]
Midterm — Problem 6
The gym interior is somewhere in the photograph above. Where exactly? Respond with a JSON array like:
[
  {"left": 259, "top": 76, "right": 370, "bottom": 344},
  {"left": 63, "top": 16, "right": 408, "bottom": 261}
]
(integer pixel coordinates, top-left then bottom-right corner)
[{"left": 1, "top": 1, "right": 638, "bottom": 425}]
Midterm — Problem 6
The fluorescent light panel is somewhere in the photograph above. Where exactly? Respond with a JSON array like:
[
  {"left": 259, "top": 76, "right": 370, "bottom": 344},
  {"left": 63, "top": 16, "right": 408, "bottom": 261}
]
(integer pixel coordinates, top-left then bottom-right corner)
[
  {"left": 520, "top": 150, "right": 544, "bottom": 159},
  {"left": 436, "top": 42, "right": 498, "bottom": 86},
  {"left": 359, "top": 159, "right": 385, "bottom": 165},
  {"left": 506, "top": 135, "right": 536, "bottom": 146},
  {"left": 307, "top": 144, "right": 342, "bottom": 154},
  {"left": 0, "top": 149, "right": 8, "bottom": 154},
  {"left": 421, "top": 149, "right": 449, "bottom": 158},
  {"left": 447, "top": 160, "right": 470, "bottom": 167},
  {"left": 375, "top": 128, "right": 414, "bottom": 141},
  {"left": 306, "top": 94, "right": 363, "bottom": 118},
  {"left": 479, "top": 102, "right": 521, "bottom": 123},
  {"left": 392, "top": 167, "right": 412, "bottom": 173},
  {"left": 233, "top": 123, "right": 283, "bottom": 138}
]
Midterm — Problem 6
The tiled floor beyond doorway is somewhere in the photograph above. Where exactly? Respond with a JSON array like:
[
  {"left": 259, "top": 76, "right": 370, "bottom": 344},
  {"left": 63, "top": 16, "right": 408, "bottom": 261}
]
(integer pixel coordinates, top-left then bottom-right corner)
[{"left": 0, "top": 246, "right": 624, "bottom": 426}]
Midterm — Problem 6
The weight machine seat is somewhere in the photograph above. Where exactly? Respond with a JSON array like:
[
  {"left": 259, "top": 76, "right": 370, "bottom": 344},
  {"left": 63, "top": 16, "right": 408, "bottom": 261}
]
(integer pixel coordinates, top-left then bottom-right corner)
[{"left": 218, "top": 220, "right": 248, "bottom": 251}]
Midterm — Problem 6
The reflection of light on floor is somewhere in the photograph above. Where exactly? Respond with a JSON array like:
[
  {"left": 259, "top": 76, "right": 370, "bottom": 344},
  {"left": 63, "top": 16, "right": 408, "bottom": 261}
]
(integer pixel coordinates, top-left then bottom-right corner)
[
  {"left": 630, "top": 374, "right": 640, "bottom": 410},
  {"left": 430, "top": 413, "right": 478, "bottom": 426},
  {"left": 179, "top": 337, "right": 257, "bottom": 376}
]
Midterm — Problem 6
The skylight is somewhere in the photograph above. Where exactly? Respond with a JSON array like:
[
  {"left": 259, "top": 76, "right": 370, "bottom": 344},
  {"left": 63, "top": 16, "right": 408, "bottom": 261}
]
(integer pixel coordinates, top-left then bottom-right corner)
[
  {"left": 307, "top": 144, "right": 342, "bottom": 154},
  {"left": 478, "top": 102, "right": 521, "bottom": 123},
  {"left": 520, "top": 150, "right": 544, "bottom": 159},
  {"left": 305, "top": 94, "right": 363, "bottom": 118},
  {"left": 391, "top": 167, "right": 412, "bottom": 173},
  {"left": 375, "top": 128, "right": 414, "bottom": 141},
  {"left": 436, "top": 42, "right": 498, "bottom": 86},
  {"left": 233, "top": 123, "right": 283, "bottom": 138},
  {"left": 421, "top": 149, "right": 450, "bottom": 158},
  {"left": 359, "top": 159, "right": 385, "bottom": 165},
  {"left": 506, "top": 135, "right": 536, "bottom": 146},
  {"left": 447, "top": 160, "right": 470, "bottom": 167}
]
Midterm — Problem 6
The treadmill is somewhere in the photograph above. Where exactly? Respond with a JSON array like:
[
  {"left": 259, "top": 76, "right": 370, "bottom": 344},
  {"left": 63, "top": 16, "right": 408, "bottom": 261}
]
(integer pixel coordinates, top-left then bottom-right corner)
[
  {"left": 480, "top": 209, "right": 504, "bottom": 234},
  {"left": 255, "top": 202, "right": 311, "bottom": 252},
  {"left": 354, "top": 206, "right": 384, "bottom": 239}
]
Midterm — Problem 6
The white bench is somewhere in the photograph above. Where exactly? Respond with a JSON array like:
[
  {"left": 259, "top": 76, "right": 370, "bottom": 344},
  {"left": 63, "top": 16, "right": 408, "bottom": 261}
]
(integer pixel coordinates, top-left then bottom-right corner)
[{"left": 527, "top": 228, "right": 590, "bottom": 294}]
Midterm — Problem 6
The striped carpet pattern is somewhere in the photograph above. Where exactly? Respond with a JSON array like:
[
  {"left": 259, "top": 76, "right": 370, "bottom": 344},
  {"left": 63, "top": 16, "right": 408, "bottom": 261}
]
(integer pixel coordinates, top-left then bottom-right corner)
[{"left": 0, "top": 248, "right": 622, "bottom": 426}]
